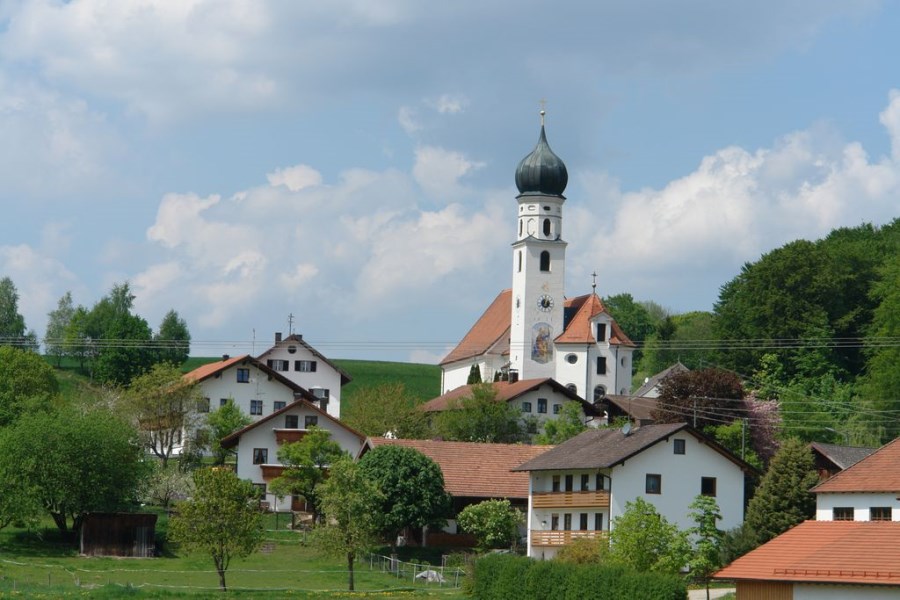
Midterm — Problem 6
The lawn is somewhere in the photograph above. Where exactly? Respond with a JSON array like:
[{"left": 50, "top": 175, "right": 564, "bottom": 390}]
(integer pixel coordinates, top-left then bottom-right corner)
[{"left": 0, "top": 514, "right": 468, "bottom": 599}]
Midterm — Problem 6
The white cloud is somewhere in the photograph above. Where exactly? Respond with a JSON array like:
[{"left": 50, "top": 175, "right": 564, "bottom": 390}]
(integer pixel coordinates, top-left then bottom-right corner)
[
  {"left": 412, "top": 145, "right": 484, "bottom": 198},
  {"left": 0, "top": 243, "right": 79, "bottom": 336},
  {"left": 267, "top": 165, "right": 323, "bottom": 192},
  {"left": 398, "top": 106, "right": 421, "bottom": 134},
  {"left": 427, "top": 94, "right": 468, "bottom": 114}
]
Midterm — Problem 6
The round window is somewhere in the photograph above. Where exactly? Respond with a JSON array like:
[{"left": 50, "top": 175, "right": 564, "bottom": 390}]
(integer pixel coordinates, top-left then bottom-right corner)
[
  {"left": 287, "top": 345, "right": 297, "bottom": 354},
  {"left": 566, "top": 354, "right": 578, "bottom": 364}
]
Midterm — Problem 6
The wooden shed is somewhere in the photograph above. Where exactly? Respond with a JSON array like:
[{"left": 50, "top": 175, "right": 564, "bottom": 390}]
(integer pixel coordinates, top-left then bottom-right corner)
[{"left": 80, "top": 512, "right": 157, "bottom": 557}]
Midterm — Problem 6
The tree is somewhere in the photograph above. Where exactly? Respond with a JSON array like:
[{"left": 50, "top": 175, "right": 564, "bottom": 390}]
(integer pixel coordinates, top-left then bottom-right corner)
[
  {"left": 467, "top": 363, "right": 483, "bottom": 384},
  {"left": 651, "top": 368, "right": 744, "bottom": 430},
  {"left": 140, "top": 462, "right": 195, "bottom": 508},
  {"left": 314, "top": 456, "right": 383, "bottom": 591},
  {"left": 45, "top": 291, "right": 76, "bottom": 367},
  {"left": 534, "top": 401, "right": 586, "bottom": 444},
  {"left": 63, "top": 305, "right": 94, "bottom": 371},
  {"left": 0, "top": 428, "right": 41, "bottom": 532},
  {"left": 155, "top": 309, "right": 191, "bottom": 366},
  {"left": 206, "top": 398, "right": 252, "bottom": 465},
  {"left": 0, "top": 276, "right": 27, "bottom": 345},
  {"left": 341, "top": 382, "right": 429, "bottom": 439},
  {"left": 126, "top": 362, "right": 202, "bottom": 468},
  {"left": 433, "top": 383, "right": 527, "bottom": 443},
  {"left": 358, "top": 445, "right": 451, "bottom": 551},
  {"left": 0, "top": 407, "right": 148, "bottom": 537},
  {"left": 688, "top": 495, "right": 724, "bottom": 600},
  {"left": 744, "top": 437, "right": 818, "bottom": 544},
  {"left": 83, "top": 282, "right": 154, "bottom": 385},
  {"left": 168, "top": 468, "right": 264, "bottom": 592},
  {"left": 268, "top": 427, "right": 347, "bottom": 521},
  {"left": 456, "top": 499, "right": 523, "bottom": 550},
  {"left": 0, "top": 346, "right": 60, "bottom": 427},
  {"left": 603, "top": 293, "right": 657, "bottom": 344},
  {"left": 608, "top": 497, "right": 691, "bottom": 575}
]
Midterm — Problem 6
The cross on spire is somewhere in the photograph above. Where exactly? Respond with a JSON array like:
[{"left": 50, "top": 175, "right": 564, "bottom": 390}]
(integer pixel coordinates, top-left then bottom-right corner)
[
  {"left": 591, "top": 271, "right": 598, "bottom": 292},
  {"left": 539, "top": 98, "right": 547, "bottom": 125},
  {"left": 287, "top": 313, "right": 295, "bottom": 335}
]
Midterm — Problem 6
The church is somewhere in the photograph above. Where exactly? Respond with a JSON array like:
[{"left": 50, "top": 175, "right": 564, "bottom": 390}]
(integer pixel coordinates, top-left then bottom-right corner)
[{"left": 440, "top": 113, "right": 635, "bottom": 403}]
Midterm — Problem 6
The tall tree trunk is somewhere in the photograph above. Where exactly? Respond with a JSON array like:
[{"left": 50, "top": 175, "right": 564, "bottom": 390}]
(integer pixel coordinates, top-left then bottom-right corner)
[
  {"left": 217, "top": 567, "right": 227, "bottom": 592},
  {"left": 347, "top": 551, "right": 355, "bottom": 591}
]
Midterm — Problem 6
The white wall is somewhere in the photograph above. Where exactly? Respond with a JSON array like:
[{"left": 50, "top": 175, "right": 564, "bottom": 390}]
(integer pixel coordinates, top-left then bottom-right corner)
[
  {"left": 816, "top": 492, "right": 900, "bottom": 521},
  {"left": 259, "top": 341, "right": 344, "bottom": 419},
  {"left": 234, "top": 404, "right": 365, "bottom": 511},
  {"left": 608, "top": 433, "right": 745, "bottom": 531},
  {"left": 197, "top": 361, "right": 298, "bottom": 421},
  {"left": 441, "top": 355, "right": 507, "bottom": 393}
]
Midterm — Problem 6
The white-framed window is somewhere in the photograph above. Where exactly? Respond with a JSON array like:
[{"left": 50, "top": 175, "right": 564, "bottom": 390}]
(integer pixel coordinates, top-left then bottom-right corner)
[
  {"left": 833, "top": 507, "right": 854, "bottom": 521},
  {"left": 521, "top": 402, "right": 532, "bottom": 413},
  {"left": 252, "top": 448, "right": 268, "bottom": 464},
  {"left": 305, "top": 416, "right": 318, "bottom": 428},
  {"left": 537, "top": 398, "right": 547, "bottom": 413},
  {"left": 273, "top": 401, "right": 286, "bottom": 412},
  {"left": 237, "top": 368, "right": 250, "bottom": 383},
  {"left": 701, "top": 477, "right": 717, "bottom": 497},
  {"left": 646, "top": 474, "right": 662, "bottom": 495},
  {"left": 553, "top": 403, "right": 562, "bottom": 414},
  {"left": 268, "top": 359, "right": 289, "bottom": 372},
  {"left": 250, "top": 400, "right": 263, "bottom": 415},
  {"left": 596, "top": 357, "right": 607, "bottom": 375},
  {"left": 871, "top": 507, "right": 893, "bottom": 521},
  {"left": 295, "top": 360, "right": 317, "bottom": 372},
  {"left": 674, "top": 439, "right": 686, "bottom": 454},
  {"left": 285, "top": 415, "right": 299, "bottom": 429}
]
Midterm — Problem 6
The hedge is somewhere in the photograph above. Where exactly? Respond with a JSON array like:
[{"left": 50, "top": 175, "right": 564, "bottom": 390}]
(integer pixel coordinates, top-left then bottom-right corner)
[{"left": 472, "top": 554, "right": 687, "bottom": 600}]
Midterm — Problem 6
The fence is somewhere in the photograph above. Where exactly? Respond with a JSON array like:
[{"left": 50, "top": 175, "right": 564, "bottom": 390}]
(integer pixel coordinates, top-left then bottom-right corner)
[{"left": 365, "top": 552, "right": 466, "bottom": 588}]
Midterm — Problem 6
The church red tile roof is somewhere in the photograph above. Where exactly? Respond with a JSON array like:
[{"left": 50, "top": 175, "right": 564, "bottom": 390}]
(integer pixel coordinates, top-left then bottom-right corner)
[
  {"left": 440, "top": 290, "right": 512, "bottom": 365},
  {"left": 418, "top": 378, "right": 585, "bottom": 413},
  {"left": 554, "top": 293, "right": 634, "bottom": 346},
  {"left": 812, "top": 437, "right": 900, "bottom": 493},
  {"left": 714, "top": 520, "right": 900, "bottom": 586},
  {"left": 368, "top": 438, "right": 552, "bottom": 499}
]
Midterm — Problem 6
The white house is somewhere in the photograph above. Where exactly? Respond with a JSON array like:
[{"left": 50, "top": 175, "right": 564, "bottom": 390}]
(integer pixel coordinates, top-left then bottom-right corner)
[
  {"left": 812, "top": 436, "right": 900, "bottom": 522},
  {"left": 513, "top": 422, "right": 754, "bottom": 560},
  {"left": 183, "top": 354, "right": 309, "bottom": 420},
  {"left": 418, "top": 378, "right": 596, "bottom": 433},
  {"left": 220, "top": 398, "right": 368, "bottom": 512},
  {"left": 256, "top": 333, "right": 351, "bottom": 420},
  {"left": 440, "top": 114, "right": 634, "bottom": 400}
]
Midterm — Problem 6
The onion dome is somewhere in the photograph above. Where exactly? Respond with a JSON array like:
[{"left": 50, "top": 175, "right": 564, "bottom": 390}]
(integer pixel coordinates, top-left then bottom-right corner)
[{"left": 515, "top": 112, "right": 568, "bottom": 196}]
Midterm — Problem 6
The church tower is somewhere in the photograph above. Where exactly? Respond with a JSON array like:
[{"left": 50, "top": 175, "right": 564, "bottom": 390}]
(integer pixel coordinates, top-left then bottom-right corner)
[{"left": 510, "top": 111, "right": 568, "bottom": 381}]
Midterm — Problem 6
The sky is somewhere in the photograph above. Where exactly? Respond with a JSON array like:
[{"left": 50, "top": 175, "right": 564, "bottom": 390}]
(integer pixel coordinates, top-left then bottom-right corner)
[{"left": 1, "top": 0, "right": 899, "bottom": 364}]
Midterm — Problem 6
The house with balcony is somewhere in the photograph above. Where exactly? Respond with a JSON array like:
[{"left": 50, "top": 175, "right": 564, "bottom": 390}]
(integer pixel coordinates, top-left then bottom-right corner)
[
  {"left": 256, "top": 332, "right": 351, "bottom": 419},
  {"left": 513, "top": 422, "right": 754, "bottom": 559},
  {"left": 220, "top": 398, "right": 368, "bottom": 511}
]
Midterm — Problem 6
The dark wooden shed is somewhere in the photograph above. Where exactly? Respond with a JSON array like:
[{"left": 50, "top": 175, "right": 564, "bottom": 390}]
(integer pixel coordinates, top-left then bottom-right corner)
[{"left": 80, "top": 512, "right": 157, "bottom": 557}]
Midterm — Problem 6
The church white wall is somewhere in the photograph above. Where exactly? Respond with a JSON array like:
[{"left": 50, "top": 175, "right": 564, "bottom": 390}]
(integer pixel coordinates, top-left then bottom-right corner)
[
  {"left": 441, "top": 356, "right": 507, "bottom": 393},
  {"left": 816, "top": 492, "right": 900, "bottom": 521}
]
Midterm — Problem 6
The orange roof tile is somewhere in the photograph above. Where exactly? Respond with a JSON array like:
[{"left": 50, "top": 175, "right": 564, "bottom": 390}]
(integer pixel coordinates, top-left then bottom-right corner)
[
  {"left": 418, "top": 378, "right": 586, "bottom": 412},
  {"left": 715, "top": 520, "right": 900, "bottom": 586},
  {"left": 813, "top": 437, "right": 900, "bottom": 493},
  {"left": 369, "top": 438, "right": 552, "bottom": 499},
  {"left": 441, "top": 290, "right": 512, "bottom": 365},
  {"left": 183, "top": 354, "right": 251, "bottom": 382},
  {"left": 554, "top": 293, "right": 634, "bottom": 346}
]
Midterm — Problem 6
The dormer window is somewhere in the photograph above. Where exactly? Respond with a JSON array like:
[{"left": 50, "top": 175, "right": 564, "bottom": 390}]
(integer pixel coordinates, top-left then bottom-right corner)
[{"left": 596, "top": 323, "right": 607, "bottom": 342}]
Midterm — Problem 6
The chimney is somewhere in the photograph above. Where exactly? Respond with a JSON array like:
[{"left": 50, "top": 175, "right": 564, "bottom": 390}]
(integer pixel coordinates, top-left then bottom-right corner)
[
  {"left": 222, "top": 354, "right": 230, "bottom": 361},
  {"left": 508, "top": 369, "right": 519, "bottom": 383},
  {"left": 275, "top": 332, "right": 282, "bottom": 342}
]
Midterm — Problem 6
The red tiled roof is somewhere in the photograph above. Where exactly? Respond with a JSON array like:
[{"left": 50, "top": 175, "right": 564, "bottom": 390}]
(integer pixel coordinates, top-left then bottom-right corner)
[
  {"left": 183, "top": 354, "right": 250, "bottom": 382},
  {"left": 555, "top": 293, "right": 634, "bottom": 346},
  {"left": 182, "top": 354, "right": 306, "bottom": 394},
  {"left": 418, "top": 378, "right": 585, "bottom": 413},
  {"left": 714, "top": 520, "right": 900, "bottom": 586},
  {"left": 440, "top": 290, "right": 512, "bottom": 365},
  {"left": 369, "top": 438, "right": 552, "bottom": 499},
  {"left": 812, "top": 437, "right": 900, "bottom": 493}
]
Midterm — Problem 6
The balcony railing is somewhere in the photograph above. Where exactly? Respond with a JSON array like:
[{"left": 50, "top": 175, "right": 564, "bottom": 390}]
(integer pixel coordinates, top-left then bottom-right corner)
[
  {"left": 531, "top": 530, "right": 607, "bottom": 546},
  {"left": 260, "top": 465, "right": 286, "bottom": 480},
  {"left": 274, "top": 429, "right": 309, "bottom": 445},
  {"left": 532, "top": 490, "right": 610, "bottom": 509}
]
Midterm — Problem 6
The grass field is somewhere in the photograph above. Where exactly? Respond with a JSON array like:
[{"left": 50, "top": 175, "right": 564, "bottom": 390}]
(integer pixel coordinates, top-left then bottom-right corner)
[{"left": 0, "top": 514, "right": 469, "bottom": 599}]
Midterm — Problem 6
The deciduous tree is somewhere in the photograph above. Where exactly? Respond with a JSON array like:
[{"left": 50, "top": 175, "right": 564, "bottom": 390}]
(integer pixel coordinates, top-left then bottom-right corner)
[
  {"left": 0, "top": 346, "right": 59, "bottom": 427},
  {"left": 168, "top": 468, "right": 264, "bottom": 592},
  {"left": 268, "top": 427, "right": 347, "bottom": 521},
  {"left": 358, "top": 445, "right": 451, "bottom": 551},
  {"left": 457, "top": 499, "right": 523, "bottom": 550},
  {"left": 84, "top": 282, "right": 154, "bottom": 385},
  {"left": 206, "top": 398, "right": 252, "bottom": 465},
  {"left": 0, "top": 276, "right": 27, "bottom": 346},
  {"left": 45, "top": 291, "right": 76, "bottom": 366},
  {"left": 688, "top": 495, "right": 724, "bottom": 600},
  {"left": 608, "top": 497, "right": 690, "bottom": 575},
  {"left": 342, "top": 382, "right": 429, "bottom": 439},
  {"left": 155, "top": 309, "right": 191, "bottom": 366},
  {"left": 534, "top": 401, "right": 586, "bottom": 445},
  {"left": 433, "top": 383, "right": 527, "bottom": 443},
  {"left": 744, "top": 437, "right": 818, "bottom": 544},
  {"left": 314, "top": 457, "right": 383, "bottom": 591},
  {"left": 651, "top": 368, "right": 744, "bottom": 430}
]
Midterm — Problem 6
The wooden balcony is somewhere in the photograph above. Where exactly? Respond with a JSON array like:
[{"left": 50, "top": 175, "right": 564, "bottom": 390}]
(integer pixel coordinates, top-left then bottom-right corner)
[
  {"left": 532, "top": 490, "right": 610, "bottom": 509},
  {"left": 274, "top": 429, "right": 309, "bottom": 445},
  {"left": 260, "top": 465, "right": 286, "bottom": 480},
  {"left": 531, "top": 530, "right": 607, "bottom": 547}
]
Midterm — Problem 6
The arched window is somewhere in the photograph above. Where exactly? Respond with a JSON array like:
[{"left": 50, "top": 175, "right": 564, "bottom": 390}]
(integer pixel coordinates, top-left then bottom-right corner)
[
  {"left": 519, "top": 220, "right": 523, "bottom": 236},
  {"left": 543, "top": 218, "right": 551, "bottom": 236},
  {"left": 540, "top": 251, "right": 550, "bottom": 272},
  {"left": 517, "top": 250, "right": 522, "bottom": 272},
  {"left": 593, "top": 385, "right": 607, "bottom": 402}
]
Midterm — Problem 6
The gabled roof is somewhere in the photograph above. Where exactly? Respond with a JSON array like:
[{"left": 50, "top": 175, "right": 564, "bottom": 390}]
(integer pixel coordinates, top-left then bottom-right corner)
[
  {"left": 554, "top": 293, "right": 635, "bottom": 347},
  {"left": 512, "top": 422, "right": 755, "bottom": 473},
  {"left": 600, "top": 394, "right": 659, "bottom": 423},
  {"left": 809, "top": 441, "right": 877, "bottom": 472},
  {"left": 220, "top": 396, "right": 366, "bottom": 451},
  {"left": 440, "top": 290, "right": 512, "bottom": 366},
  {"left": 368, "top": 438, "right": 552, "bottom": 499},
  {"left": 633, "top": 362, "right": 689, "bottom": 397},
  {"left": 183, "top": 354, "right": 306, "bottom": 393},
  {"left": 418, "top": 378, "right": 588, "bottom": 413},
  {"left": 812, "top": 437, "right": 900, "bottom": 493},
  {"left": 714, "top": 520, "right": 900, "bottom": 586},
  {"left": 256, "top": 334, "right": 352, "bottom": 386}
]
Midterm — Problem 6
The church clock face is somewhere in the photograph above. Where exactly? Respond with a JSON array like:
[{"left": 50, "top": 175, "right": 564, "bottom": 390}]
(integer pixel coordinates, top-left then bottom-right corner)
[{"left": 537, "top": 294, "right": 554, "bottom": 312}]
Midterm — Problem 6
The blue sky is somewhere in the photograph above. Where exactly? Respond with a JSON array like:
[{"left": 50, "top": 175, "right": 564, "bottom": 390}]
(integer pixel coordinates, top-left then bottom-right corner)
[{"left": 1, "top": 0, "right": 898, "bottom": 363}]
